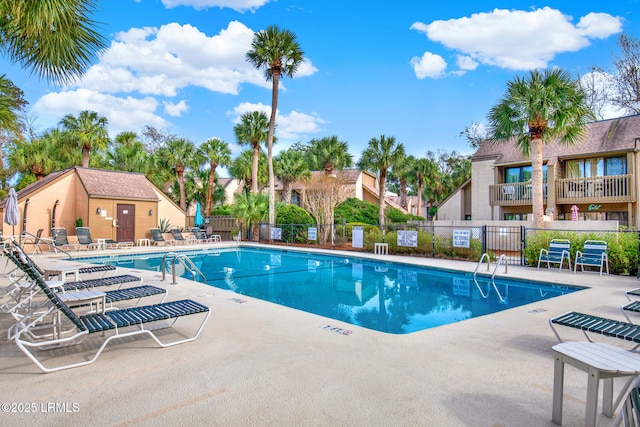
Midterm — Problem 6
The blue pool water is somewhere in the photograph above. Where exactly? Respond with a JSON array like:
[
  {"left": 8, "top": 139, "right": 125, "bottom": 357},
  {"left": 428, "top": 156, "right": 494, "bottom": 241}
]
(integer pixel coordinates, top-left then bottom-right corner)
[{"left": 76, "top": 247, "right": 583, "bottom": 334}]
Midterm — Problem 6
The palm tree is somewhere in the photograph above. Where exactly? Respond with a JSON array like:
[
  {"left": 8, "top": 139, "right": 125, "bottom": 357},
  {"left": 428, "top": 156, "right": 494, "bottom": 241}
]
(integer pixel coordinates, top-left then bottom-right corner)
[
  {"left": 230, "top": 192, "right": 269, "bottom": 242},
  {"left": 274, "top": 148, "right": 311, "bottom": 204},
  {"left": 411, "top": 157, "right": 435, "bottom": 218},
  {"left": 358, "top": 135, "right": 405, "bottom": 233},
  {"left": 107, "top": 131, "right": 149, "bottom": 172},
  {"left": 229, "top": 149, "right": 268, "bottom": 194},
  {"left": 246, "top": 25, "right": 305, "bottom": 226},
  {"left": 160, "top": 138, "right": 201, "bottom": 211},
  {"left": 0, "top": 1, "right": 107, "bottom": 85},
  {"left": 59, "top": 110, "right": 109, "bottom": 168},
  {"left": 488, "top": 69, "right": 594, "bottom": 228},
  {"left": 391, "top": 152, "right": 412, "bottom": 210},
  {"left": 233, "top": 111, "right": 269, "bottom": 195},
  {"left": 8, "top": 137, "right": 57, "bottom": 181},
  {"left": 304, "top": 135, "right": 353, "bottom": 175},
  {"left": 199, "top": 137, "right": 232, "bottom": 215}
]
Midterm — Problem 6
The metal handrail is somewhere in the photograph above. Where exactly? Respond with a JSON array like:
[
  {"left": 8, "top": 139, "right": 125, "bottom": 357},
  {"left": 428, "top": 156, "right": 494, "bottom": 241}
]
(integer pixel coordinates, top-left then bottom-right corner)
[
  {"left": 473, "top": 253, "right": 507, "bottom": 303},
  {"left": 161, "top": 252, "right": 207, "bottom": 285}
]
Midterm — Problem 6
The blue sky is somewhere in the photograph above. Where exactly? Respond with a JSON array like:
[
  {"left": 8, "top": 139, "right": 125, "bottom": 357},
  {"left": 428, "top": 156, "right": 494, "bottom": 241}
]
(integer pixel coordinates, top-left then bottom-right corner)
[{"left": 2, "top": 0, "right": 637, "bottom": 172}]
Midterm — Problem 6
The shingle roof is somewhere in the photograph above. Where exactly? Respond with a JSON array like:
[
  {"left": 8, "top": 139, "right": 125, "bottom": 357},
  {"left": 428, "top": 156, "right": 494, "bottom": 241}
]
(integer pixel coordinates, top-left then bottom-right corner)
[
  {"left": 76, "top": 168, "right": 158, "bottom": 200},
  {"left": 0, "top": 167, "right": 159, "bottom": 207},
  {"left": 472, "top": 114, "right": 640, "bottom": 165}
]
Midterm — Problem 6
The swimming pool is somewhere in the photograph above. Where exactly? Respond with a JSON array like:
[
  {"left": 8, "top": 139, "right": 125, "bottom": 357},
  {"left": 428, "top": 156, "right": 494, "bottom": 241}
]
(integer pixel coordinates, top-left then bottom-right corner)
[{"left": 76, "top": 247, "right": 583, "bottom": 334}]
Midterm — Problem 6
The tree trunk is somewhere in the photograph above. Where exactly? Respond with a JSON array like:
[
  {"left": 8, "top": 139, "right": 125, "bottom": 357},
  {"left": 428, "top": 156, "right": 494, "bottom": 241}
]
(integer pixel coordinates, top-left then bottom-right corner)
[
  {"left": 267, "top": 72, "right": 280, "bottom": 227},
  {"left": 283, "top": 182, "right": 292, "bottom": 204},
  {"left": 379, "top": 170, "right": 386, "bottom": 233},
  {"left": 177, "top": 169, "right": 186, "bottom": 211},
  {"left": 82, "top": 148, "right": 90, "bottom": 168},
  {"left": 530, "top": 138, "right": 545, "bottom": 228},
  {"left": 417, "top": 182, "right": 423, "bottom": 217},
  {"left": 400, "top": 178, "right": 408, "bottom": 210},
  {"left": 206, "top": 163, "right": 216, "bottom": 215},
  {"left": 251, "top": 143, "right": 259, "bottom": 195}
]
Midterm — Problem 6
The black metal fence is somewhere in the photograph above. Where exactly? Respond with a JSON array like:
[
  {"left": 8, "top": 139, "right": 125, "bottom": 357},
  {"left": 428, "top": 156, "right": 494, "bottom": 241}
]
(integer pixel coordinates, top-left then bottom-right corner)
[{"left": 253, "top": 222, "right": 639, "bottom": 274}]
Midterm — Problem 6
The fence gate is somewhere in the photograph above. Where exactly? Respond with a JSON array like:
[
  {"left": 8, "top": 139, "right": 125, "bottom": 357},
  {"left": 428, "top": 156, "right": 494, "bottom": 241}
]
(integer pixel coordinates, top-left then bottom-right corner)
[{"left": 482, "top": 225, "right": 525, "bottom": 265}]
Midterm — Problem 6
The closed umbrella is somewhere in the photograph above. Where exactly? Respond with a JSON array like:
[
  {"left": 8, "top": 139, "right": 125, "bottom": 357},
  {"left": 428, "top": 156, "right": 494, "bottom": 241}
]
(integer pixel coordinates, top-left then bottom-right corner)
[
  {"left": 194, "top": 202, "right": 204, "bottom": 227},
  {"left": 4, "top": 188, "right": 19, "bottom": 237}
]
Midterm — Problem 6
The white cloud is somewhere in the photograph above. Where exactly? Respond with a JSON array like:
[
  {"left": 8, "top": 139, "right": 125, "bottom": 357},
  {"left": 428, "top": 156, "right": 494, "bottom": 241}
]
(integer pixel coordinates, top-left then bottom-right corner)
[
  {"left": 410, "top": 52, "right": 447, "bottom": 79},
  {"left": 33, "top": 89, "right": 168, "bottom": 136},
  {"left": 227, "top": 102, "right": 324, "bottom": 140},
  {"left": 456, "top": 55, "right": 478, "bottom": 71},
  {"left": 163, "top": 100, "right": 189, "bottom": 117},
  {"left": 31, "top": 20, "right": 318, "bottom": 140},
  {"left": 411, "top": 7, "right": 622, "bottom": 71},
  {"left": 160, "top": 0, "right": 271, "bottom": 13}
]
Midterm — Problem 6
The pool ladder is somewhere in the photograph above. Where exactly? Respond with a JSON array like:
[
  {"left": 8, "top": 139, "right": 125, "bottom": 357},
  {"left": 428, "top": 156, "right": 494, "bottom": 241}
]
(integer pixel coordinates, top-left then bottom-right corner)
[
  {"left": 162, "top": 252, "right": 207, "bottom": 285},
  {"left": 473, "top": 253, "right": 508, "bottom": 303}
]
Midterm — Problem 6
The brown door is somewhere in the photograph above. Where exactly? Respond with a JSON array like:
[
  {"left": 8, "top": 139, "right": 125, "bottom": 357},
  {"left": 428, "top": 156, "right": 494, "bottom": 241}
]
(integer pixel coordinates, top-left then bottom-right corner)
[{"left": 117, "top": 204, "right": 135, "bottom": 242}]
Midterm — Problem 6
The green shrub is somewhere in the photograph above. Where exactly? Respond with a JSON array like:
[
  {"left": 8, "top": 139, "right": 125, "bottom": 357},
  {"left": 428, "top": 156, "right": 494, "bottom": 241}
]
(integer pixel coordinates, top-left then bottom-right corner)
[
  {"left": 210, "top": 205, "right": 231, "bottom": 216},
  {"left": 386, "top": 207, "right": 425, "bottom": 223},
  {"left": 524, "top": 230, "right": 639, "bottom": 275},
  {"left": 335, "top": 198, "right": 379, "bottom": 225},
  {"left": 275, "top": 204, "right": 315, "bottom": 243}
]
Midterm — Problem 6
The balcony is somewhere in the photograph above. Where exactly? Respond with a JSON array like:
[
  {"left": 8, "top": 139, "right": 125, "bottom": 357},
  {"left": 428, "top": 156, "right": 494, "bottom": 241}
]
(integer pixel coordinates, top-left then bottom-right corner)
[
  {"left": 556, "top": 174, "right": 635, "bottom": 204},
  {"left": 489, "top": 174, "right": 635, "bottom": 207},
  {"left": 490, "top": 182, "right": 547, "bottom": 207}
]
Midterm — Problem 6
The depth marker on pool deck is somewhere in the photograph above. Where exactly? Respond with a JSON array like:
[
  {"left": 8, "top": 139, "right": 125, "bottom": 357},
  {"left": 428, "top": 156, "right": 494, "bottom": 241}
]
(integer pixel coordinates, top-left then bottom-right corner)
[
  {"left": 528, "top": 308, "right": 548, "bottom": 314},
  {"left": 230, "top": 297, "right": 247, "bottom": 304},
  {"left": 320, "top": 324, "right": 352, "bottom": 335}
]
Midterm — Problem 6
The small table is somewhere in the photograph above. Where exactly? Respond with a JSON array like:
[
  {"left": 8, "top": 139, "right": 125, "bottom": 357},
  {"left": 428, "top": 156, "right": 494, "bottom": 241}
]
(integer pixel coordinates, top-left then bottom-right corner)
[
  {"left": 374, "top": 243, "right": 388, "bottom": 255},
  {"left": 137, "top": 238, "right": 151, "bottom": 247},
  {"left": 97, "top": 238, "right": 107, "bottom": 250},
  {"left": 211, "top": 235, "right": 221, "bottom": 242},
  {"left": 552, "top": 341, "right": 640, "bottom": 427},
  {"left": 58, "top": 290, "right": 106, "bottom": 314},
  {"left": 43, "top": 266, "right": 81, "bottom": 283}
]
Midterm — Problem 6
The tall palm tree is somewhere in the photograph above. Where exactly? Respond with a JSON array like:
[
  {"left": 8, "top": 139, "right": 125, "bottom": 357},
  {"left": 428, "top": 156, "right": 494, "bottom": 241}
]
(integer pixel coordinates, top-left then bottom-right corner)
[
  {"left": 59, "top": 110, "right": 109, "bottom": 168},
  {"left": 229, "top": 149, "right": 268, "bottom": 193},
  {"left": 411, "top": 157, "right": 436, "bottom": 218},
  {"left": 0, "top": 0, "right": 107, "bottom": 85},
  {"left": 233, "top": 111, "right": 269, "bottom": 195},
  {"left": 488, "top": 69, "right": 594, "bottom": 228},
  {"left": 246, "top": 25, "right": 305, "bottom": 226},
  {"left": 107, "top": 131, "right": 148, "bottom": 172},
  {"left": 358, "top": 135, "right": 405, "bottom": 233},
  {"left": 391, "top": 152, "right": 412, "bottom": 210},
  {"left": 199, "top": 137, "right": 232, "bottom": 215},
  {"left": 160, "top": 138, "right": 201, "bottom": 211},
  {"left": 304, "top": 135, "right": 353, "bottom": 175},
  {"left": 274, "top": 148, "right": 311, "bottom": 204}
]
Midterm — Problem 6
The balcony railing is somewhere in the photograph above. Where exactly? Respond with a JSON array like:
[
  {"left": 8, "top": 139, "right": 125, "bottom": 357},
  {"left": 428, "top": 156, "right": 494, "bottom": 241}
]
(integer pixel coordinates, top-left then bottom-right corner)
[
  {"left": 489, "top": 174, "right": 635, "bottom": 206},
  {"left": 490, "top": 182, "right": 547, "bottom": 206},
  {"left": 556, "top": 174, "right": 635, "bottom": 204}
]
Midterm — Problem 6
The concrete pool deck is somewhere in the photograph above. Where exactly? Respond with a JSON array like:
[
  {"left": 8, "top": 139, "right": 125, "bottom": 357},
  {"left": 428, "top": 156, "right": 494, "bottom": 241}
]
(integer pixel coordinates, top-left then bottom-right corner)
[{"left": 0, "top": 243, "right": 638, "bottom": 426}]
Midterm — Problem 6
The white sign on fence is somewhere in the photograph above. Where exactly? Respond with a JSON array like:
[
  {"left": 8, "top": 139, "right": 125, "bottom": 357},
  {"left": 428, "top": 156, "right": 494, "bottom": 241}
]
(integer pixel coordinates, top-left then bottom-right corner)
[
  {"left": 271, "top": 227, "right": 282, "bottom": 240},
  {"left": 453, "top": 229, "right": 470, "bottom": 248},
  {"left": 397, "top": 230, "right": 418, "bottom": 247},
  {"left": 308, "top": 227, "right": 317, "bottom": 241},
  {"left": 352, "top": 226, "right": 364, "bottom": 248}
]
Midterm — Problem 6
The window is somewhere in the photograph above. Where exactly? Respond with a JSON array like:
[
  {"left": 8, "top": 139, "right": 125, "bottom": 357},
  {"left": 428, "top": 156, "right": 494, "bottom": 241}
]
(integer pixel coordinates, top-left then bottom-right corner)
[
  {"left": 504, "top": 165, "right": 547, "bottom": 183},
  {"left": 291, "top": 191, "right": 301, "bottom": 207},
  {"left": 565, "top": 156, "right": 626, "bottom": 178}
]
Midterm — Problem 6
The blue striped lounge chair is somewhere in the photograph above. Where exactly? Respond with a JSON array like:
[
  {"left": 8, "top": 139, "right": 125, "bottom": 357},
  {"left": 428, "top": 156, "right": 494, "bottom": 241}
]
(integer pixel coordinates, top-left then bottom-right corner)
[
  {"left": 537, "top": 239, "right": 572, "bottom": 272},
  {"left": 549, "top": 311, "right": 640, "bottom": 350},
  {"left": 574, "top": 240, "right": 609, "bottom": 275},
  {"left": 5, "top": 245, "right": 210, "bottom": 373}
]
